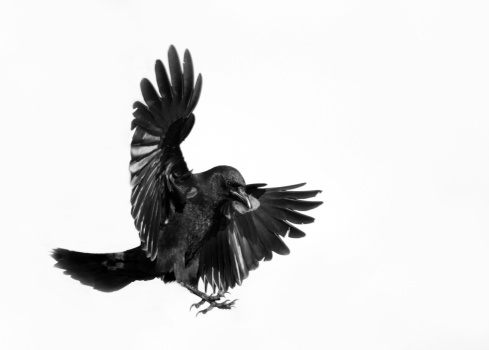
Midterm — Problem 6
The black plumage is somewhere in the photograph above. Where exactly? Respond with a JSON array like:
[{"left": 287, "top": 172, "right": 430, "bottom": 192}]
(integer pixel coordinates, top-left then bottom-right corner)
[{"left": 52, "top": 46, "right": 322, "bottom": 314}]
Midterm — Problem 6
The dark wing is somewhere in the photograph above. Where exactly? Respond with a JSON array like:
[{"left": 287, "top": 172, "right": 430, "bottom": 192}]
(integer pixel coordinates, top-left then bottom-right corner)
[
  {"left": 130, "top": 46, "right": 202, "bottom": 260},
  {"left": 198, "top": 183, "right": 322, "bottom": 292}
]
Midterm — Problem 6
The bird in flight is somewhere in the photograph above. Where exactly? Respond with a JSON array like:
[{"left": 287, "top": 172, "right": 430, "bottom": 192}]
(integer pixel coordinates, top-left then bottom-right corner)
[{"left": 52, "top": 46, "right": 322, "bottom": 315}]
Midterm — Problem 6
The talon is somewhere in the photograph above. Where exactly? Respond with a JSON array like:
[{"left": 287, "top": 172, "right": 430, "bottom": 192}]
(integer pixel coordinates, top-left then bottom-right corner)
[
  {"left": 190, "top": 299, "right": 206, "bottom": 311},
  {"left": 196, "top": 303, "right": 215, "bottom": 316},
  {"left": 182, "top": 283, "right": 237, "bottom": 315}
]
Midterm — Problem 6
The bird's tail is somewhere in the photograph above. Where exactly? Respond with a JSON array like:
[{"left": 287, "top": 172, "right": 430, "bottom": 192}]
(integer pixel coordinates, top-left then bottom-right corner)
[{"left": 51, "top": 246, "right": 157, "bottom": 292}]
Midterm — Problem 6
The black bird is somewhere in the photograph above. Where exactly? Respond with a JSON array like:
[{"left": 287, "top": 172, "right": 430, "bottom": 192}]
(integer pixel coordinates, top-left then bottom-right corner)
[{"left": 52, "top": 46, "right": 322, "bottom": 315}]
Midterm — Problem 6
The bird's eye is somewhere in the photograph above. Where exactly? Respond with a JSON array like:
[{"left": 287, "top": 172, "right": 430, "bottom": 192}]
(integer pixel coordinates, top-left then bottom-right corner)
[{"left": 226, "top": 180, "right": 238, "bottom": 188}]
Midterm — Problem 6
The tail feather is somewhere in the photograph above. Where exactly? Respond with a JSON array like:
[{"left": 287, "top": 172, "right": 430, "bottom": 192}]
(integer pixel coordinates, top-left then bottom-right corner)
[{"left": 52, "top": 246, "right": 157, "bottom": 292}]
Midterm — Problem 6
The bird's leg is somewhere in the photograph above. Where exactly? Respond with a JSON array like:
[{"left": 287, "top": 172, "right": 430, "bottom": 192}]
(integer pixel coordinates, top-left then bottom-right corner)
[
  {"left": 180, "top": 283, "right": 221, "bottom": 309},
  {"left": 180, "top": 282, "right": 237, "bottom": 315},
  {"left": 192, "top": 290, "right": 231, "bottom": 309}
]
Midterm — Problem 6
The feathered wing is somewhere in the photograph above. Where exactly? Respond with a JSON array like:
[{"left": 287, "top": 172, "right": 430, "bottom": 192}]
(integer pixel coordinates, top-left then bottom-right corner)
[
  {"left": 130, "top": 46, "right": 202, "bottom": 260},
  {"left": 198, "top": 183, "right": 322, "bottom": 292}
]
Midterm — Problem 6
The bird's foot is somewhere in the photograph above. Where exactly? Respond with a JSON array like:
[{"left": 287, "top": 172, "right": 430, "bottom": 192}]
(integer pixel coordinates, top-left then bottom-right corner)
[
  {"left": 190, "top": 298, "right": 207, "bottom": 310},
  {"left": 180, "top": 282, "right": 235, "bottom": 314},
  {"left": 189, "top": 291, "right": 230, "bottom": 311},
  {"left": 196, "top": 298, "right": 238, "bottom": 316}
]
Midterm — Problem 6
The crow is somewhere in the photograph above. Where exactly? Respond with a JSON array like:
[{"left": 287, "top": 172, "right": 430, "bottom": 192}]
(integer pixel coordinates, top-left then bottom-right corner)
[{"left": 52, "top": 46, "right": 323, "bottom": 315}]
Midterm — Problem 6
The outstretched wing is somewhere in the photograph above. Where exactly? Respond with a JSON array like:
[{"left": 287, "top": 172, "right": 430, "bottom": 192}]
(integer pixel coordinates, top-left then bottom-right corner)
[
  {"left": 130, "top": 46, "right": 202, "bottom": 260},
  {"left": 198, "top": 183, "right": 322, "bottom": 292}
]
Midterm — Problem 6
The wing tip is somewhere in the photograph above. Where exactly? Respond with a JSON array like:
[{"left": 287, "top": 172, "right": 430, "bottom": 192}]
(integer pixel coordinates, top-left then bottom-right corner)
[
  {"left": 195, "top": 73, "right": 203, "bottom": 87},
  {"left": 168, "top": 45, "right": 180, "bottom": 60},
  {"left": 184, "top": 48, "right": 191, "bottom": 60}
]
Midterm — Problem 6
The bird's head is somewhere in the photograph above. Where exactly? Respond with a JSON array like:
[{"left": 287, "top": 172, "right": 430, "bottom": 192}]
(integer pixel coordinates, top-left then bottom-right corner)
[{"left": 200, "top": 166, "right": 259, "bottom": 212}]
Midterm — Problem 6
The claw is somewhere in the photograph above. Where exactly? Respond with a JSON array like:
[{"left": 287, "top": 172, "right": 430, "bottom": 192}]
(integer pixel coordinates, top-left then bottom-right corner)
[
  {"left": 190, "top": 299, "right": 206, "bottom": 311},
  {"left": 196, "top": 304, "right": 214, "bottom": 316},
  {"left": 194, "top": 299, "right": 238, "bottom": 315},
  {"left": 183, "top": 283, "right": 237, "bottom": 315}
]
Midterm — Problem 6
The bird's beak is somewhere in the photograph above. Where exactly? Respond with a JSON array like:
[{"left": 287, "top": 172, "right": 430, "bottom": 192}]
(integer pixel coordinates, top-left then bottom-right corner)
[{"left": 230, "top": 188, "right": 252, "bottom": 209}]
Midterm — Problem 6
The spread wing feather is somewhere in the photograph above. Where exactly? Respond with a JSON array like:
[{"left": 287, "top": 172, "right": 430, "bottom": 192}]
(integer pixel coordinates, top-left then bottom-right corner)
[
  {"left": 199, "top": 183, "right": 322, "bottom": 292},
  {"left": 130, "top": 46, "right": 202, "bottom": 260}
]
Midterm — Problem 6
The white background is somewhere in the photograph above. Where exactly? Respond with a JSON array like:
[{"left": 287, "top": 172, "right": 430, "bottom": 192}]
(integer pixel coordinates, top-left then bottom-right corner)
[{"left": 1, "top": 1, "right": 488, "bottom": 349}]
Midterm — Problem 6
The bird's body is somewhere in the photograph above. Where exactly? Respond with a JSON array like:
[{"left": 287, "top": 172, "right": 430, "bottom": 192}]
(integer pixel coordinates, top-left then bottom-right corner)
[
  {"left": 52, "top": 46, "right": 322, "bottom": 314},
  {"left": 147, "top": 166, "right": 249, "bottom": 287},
  {"left": 153, "top": 167, "right": 234, "bottom": 287}
]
